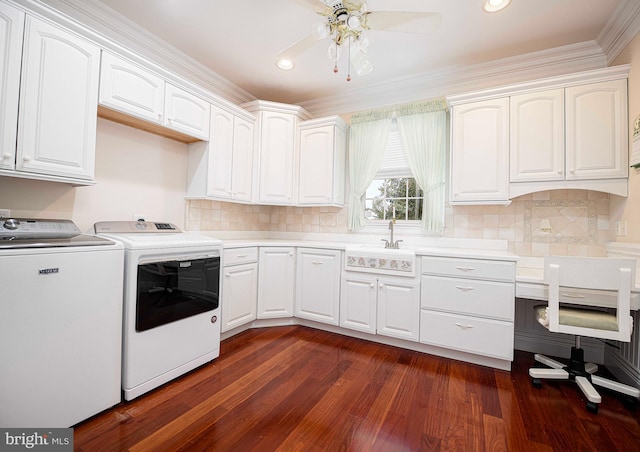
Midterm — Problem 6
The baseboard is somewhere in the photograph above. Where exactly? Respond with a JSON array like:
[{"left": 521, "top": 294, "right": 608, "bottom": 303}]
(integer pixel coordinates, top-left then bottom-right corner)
[{"left": 605, "top": 349, "right": 640, "bottom": 389}]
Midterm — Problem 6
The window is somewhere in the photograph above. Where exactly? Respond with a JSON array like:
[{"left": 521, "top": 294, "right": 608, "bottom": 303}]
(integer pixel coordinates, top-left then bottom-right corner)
[
  {"left": 363, "top": 120, "right": 423, "bottom": 223},
  {"left": 365, "top": 178, "right": 423, "bottom": 221}
]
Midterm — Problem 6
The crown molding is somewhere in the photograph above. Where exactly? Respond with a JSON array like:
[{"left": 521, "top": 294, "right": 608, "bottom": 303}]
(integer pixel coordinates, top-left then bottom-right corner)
[
  {"left": 300, "top": 41, "right": 608, "bottom": 116},
  {"left": 10, "top": 0, "right": 256, "bottom": 106},
  {"left": 597, "top": 0, "right": 640, "bottom": 65}
]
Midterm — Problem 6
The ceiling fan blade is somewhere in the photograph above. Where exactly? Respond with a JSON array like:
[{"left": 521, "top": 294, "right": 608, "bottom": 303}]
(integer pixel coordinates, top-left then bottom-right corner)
[
  {"left": 288, "top": 0, "right": 329, "bottom": 14},
  {"left": 276, "top": 33, "right": 318, "bottom": 65},
  {"left": 366, "top": 11, "right": 442, "bottom": 34}
]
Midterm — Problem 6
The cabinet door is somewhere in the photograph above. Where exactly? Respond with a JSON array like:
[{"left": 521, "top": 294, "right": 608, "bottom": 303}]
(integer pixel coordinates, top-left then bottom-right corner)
[
  {"left": 258, "top": 111, "right": 296, "bottom": 204},
  {"left": 298, "top": 125, "right": 334, "bottom": 205},
  {"left": 207, "top": 106, "right": 234, "bottom": 199},
  {"left": 230, "top": 116, "right": 254, "bottom": 202},
  {"left": 221, "top": 262, "right": 257, "bottom": 332},
  {"left": 566, "top": 79, "right": 628, "bottom": 180},
  {"left": 99, "top": 52, "right": 164, "bottom": 124},
  {"left": 377, "top": 277, "right": 420, "bottom": 341},
  {"left": 258, "top": 247, "right": 295, "bottom": 318},
  {"left": 510, "top": 89, "right": 564, "bottom": 182},
  {"left": 450, "top": 98, "right": 509, "bottom": 203},
  {"left": 295, "top": 248, "right": 341, "bottom": 325},
  {"left": 164, "top": 83, "right": 210, "bottom": 141},
  {"left": 17, "top": 17, "right": 100, "bottom": 180},
  {"left": 0, "top": 3, "right": 23, "bottom": 171},
  {"left": 340, "top": 273, "right": 377, "bottom": 334}
]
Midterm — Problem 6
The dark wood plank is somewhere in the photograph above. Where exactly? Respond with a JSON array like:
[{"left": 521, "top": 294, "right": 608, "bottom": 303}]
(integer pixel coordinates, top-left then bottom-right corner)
[{"left": 74, "top": 326, "right": 640, "bottom": 451}]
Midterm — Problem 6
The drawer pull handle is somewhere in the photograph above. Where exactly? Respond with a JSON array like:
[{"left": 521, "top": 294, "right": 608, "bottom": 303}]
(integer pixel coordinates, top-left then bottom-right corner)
[
  {"left": 561, "top": 293, "right": 586, "bottom": 299},
  {"left": 456, "top": 286, "right": 475, "bottom": 292},
  {"left": 455, "top": 266, "right": 475, "bottom": 272},
  {"left": 236, "top": 254, "right": 249, "bottom": 258},
  {"left": 312, "top": 261, "right": 324, "bottom": 265},
  {"left": 455, "top": 322, "right": 474, "bottom": 329}
]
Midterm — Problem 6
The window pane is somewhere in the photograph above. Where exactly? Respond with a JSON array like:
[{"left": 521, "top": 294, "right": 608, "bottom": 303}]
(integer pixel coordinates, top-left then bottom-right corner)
[{"left": 407, "top": 199, "right": 422, "bottom": 220}]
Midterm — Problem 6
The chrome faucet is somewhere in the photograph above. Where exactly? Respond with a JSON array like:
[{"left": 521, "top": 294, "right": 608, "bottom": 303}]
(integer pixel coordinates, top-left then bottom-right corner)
[{"left": 382, "top": 220, "right": 402, "bottom": 249}]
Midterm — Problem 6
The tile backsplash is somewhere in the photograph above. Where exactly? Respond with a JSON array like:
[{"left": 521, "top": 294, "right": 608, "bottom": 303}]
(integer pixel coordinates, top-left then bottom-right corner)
[{"left": 187, "top": 189, "right": 609, "bottom": 257}]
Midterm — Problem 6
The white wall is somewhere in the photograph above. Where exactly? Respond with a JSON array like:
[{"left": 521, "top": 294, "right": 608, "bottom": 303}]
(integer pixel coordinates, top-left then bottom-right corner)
[{"left": 0, "top": 118, "right": 189, "bottom": 232}]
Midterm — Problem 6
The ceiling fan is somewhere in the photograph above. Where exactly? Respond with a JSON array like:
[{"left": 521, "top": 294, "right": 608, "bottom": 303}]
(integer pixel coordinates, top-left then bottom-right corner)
[{"left": 277, "top": 0, "right": 441, "bottom": 81}]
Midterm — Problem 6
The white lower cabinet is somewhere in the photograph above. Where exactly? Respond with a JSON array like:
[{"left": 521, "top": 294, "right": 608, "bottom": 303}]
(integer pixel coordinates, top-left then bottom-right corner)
[
  {"left": 340, "top": 272, "right": 420, "bottom": 341},
  {"left": 340, "top": 273, "right": 377, "bottom": 334},
  {"left": 221, "top": 248, "right": 258, "bottom": 332},
  {"left": 295, "top": 248, "right": 341, "bottom": 325},
  {"left": 420, "top": 256, "right": 516, "bottom": 362},
  {"left": 257, "top": 247, "right": 295, "bottom": 318},
  {"left": 377, "top": 277, "right": 420, "bottom": 342}
]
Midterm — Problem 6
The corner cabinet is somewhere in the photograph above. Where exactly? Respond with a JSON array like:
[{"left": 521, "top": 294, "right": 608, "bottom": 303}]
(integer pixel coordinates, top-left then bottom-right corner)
[
  {"left": 243, "top": 100, "right": 311, "bottom": 205},
  {"left": 295, "top": 248, "right": 341, "bottom": 326},
  {"left": 1, "top": 11, "right": 100, "bottom": 184},
  {"left": 298, "top": 116, "right": 348, "bottom": 207},
  {"left": 257, "top": 247, "right": 296, "bottom": 318}
]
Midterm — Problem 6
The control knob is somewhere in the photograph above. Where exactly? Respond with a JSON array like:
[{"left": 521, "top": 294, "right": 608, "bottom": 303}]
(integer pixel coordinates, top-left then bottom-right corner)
[{"left": 3, "top": 218, "right": 20, "bottom": 230}]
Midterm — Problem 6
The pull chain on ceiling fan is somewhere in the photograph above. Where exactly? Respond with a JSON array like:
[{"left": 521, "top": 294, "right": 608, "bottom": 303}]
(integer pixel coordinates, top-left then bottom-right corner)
[{"left": 277, "top": 0, "right": 442, "bottom": 81}]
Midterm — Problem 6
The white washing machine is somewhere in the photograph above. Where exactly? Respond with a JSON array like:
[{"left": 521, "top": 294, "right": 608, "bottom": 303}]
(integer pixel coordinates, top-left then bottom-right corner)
[
  {"left": 0, "top": 218, "right": 124, "bottom": 427},
  {"left": 94, "top": 220, "right": 222, "bottom": 401}
]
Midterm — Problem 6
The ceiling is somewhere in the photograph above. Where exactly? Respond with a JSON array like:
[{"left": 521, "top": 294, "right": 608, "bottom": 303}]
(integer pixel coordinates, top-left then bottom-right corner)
[{"left": 96, "top": 0, "right": 624, "bottom": 106}]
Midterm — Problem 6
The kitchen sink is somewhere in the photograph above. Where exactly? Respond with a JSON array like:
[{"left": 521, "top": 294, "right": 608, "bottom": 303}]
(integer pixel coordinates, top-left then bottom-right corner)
[{"left": 344, "top": 246, "right": 416, "bottom": 277}]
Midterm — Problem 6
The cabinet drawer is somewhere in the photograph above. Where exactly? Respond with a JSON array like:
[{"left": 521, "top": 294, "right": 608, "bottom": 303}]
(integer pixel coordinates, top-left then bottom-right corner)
[
  {"left": 421, "top": 275, "right": 514, "bottom": 321},
  {"left": 420, "top": 310, "right": 513, "bottom": 360},
  {"left": 224, "top": 247, "right": 258, "bottom": 266},
  {"left": 421, "top": 256, "right": 514, "bottom": 282}
]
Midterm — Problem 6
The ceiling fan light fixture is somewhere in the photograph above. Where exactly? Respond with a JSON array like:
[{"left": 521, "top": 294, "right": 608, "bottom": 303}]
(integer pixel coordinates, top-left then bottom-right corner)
[
  {"left": 483, "top": 0, "right": 511, "bottom": 13},
  {"left": 276, "top": 58, "right": 295, "bottom": 71}
]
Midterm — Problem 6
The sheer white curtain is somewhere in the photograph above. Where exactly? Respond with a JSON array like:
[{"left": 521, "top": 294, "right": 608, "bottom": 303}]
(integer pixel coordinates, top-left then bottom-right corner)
[
  {"left": 396, "top": 100, "right": 447, "bottom": 233},
  {"left": 348, "top": 114, "right": 392, "bottom": 230}
]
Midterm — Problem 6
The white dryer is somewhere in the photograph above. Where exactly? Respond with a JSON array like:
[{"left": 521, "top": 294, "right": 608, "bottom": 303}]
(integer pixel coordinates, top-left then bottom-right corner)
[{"left": 94, "top": 220, "right": 222, "bottom": 401}]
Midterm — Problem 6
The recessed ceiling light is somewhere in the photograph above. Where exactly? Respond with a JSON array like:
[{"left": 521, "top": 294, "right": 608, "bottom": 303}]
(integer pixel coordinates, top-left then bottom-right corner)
[
  {"left": 483, "top": 0, "right": 511, "bottom": 13},
  {"left": 276, "top": 58, "right": 294, "bottom": 71}
]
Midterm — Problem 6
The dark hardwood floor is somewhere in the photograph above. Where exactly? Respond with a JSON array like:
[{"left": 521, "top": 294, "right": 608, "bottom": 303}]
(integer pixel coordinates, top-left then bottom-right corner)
[{"left": 74, "top": 325, "right": 640, "bottom": 451}]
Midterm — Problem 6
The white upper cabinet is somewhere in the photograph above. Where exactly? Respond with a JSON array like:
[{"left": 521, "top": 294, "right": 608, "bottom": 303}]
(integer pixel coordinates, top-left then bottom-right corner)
[
  {"left": 163, "top": 83, "right": 210, "bottom": 141},
  {"left": 298, "top": 116, "right": 347, "bottom": 207},
  {"left": 565, "top": 79, "right": 628, "bottom": 180},
  {"left": 450, "top": 66, "right": 630, "bottom": 201},
  {"left": 450, "top": 98, "right": 510, "bottom": 204},
  {"left": 99, "top": 52, "right": 209, "bottom": 142},
  {"left": 257, "top": 110, "right": 298, "bottom": 204},
  {"left": 16, "top": 15, "right": 100, "bottom": 181},
  {"left": 510, "top": 89, "right": 564, "bottom": 182},
  {"left": 243, "top": 100, "right": 311, "bottom": 205},
  {"left": 0, "top": 3, "right": 24, "bottom": 172},
  {"left": 99, "top": 51, "right": 164, "bottom": 124},
  {"left": 187, "top": 103, "right": 254, "bottom": 202}
]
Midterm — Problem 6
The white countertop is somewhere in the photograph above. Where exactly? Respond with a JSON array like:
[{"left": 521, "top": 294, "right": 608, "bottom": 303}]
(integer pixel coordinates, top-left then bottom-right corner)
[{"left": 198, "top": 231, "right": 640, "bottom": 302}]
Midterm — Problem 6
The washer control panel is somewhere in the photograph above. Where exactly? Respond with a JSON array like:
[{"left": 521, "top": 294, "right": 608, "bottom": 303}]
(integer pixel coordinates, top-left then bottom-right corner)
[
  {"left": 0, "top": 218, "right": 81, "bottom": 239},
  {"left": 94, "top": 220, "right": 181, "bottom": 234}
]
